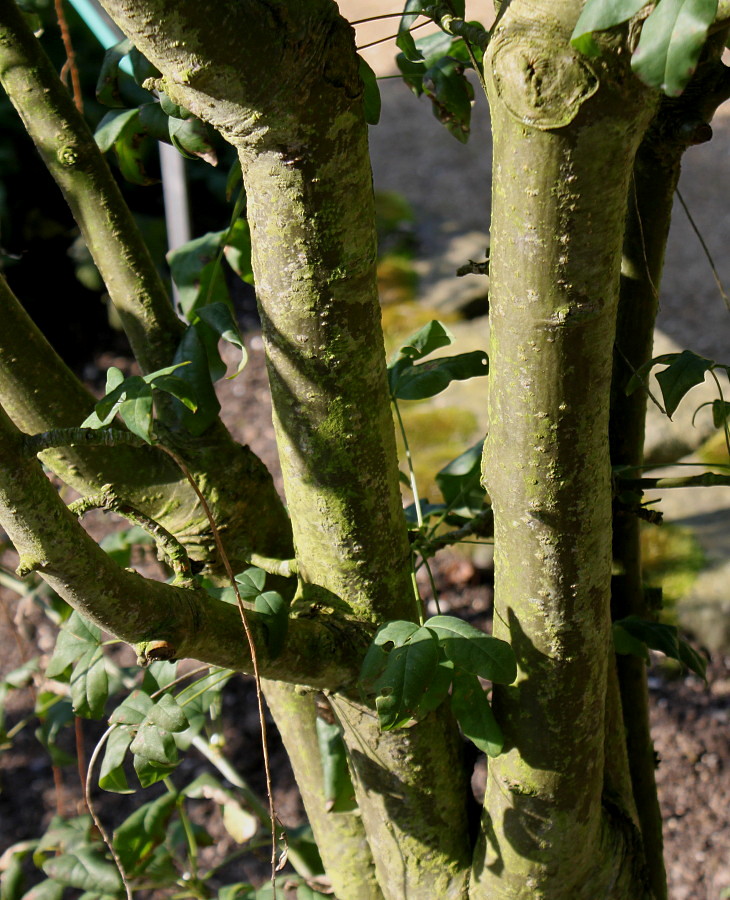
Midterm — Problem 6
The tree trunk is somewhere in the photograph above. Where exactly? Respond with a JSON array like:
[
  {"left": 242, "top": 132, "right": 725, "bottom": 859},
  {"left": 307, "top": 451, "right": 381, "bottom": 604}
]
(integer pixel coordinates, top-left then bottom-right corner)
[{"left": 477, "top": 0, "right": 658, "bottom": 894}]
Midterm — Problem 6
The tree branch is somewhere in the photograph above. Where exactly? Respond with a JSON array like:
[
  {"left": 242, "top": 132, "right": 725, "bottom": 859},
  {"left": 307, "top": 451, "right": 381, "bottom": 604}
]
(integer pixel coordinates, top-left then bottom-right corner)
[
  {"left": 0, "top": 0, "right": 183, "bottom": 373},
  {"left": 0, "top": 401, "right": 366, "bottom": 687}
]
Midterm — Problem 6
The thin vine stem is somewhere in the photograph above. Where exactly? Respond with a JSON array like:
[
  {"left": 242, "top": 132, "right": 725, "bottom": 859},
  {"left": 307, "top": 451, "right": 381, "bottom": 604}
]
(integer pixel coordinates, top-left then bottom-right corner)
[
  {"left": 357, "top": 18, "right": 432, "bottom": 50},
  {"left": 349, "top": 12, "right": 426, "bottom": 25},
  {"left": 708, "top": 368, "right": 730, "bottom": 456},
  {"left": 164, "top": 776, "right": 200, "bottom": 882},
  {"left": 86, "top": 726, "right": 134, "bottom": 900},
  {"left": 392, "top": 398, "right": 424, "bottom": 528},
  {"left": 156, "top": 445, "right": 280, "bottom": 895},
  {"left": 676, "top": 186, "right": 730, "bottom": 313},
  {"left": 53, "top": 0, "right": 83, "bottom": 113}
]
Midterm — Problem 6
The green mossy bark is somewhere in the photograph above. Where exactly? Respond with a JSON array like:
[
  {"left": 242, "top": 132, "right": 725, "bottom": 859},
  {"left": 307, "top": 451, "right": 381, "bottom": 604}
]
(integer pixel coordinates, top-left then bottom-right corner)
[
  {"left": 89, "top": 3, "right": 470, "bottom": 891},
  {"left": 476, "top": 0, "right": 657, "bottom": 895},
  {"left": 609, "top": 47, "right": 730, "bottom": 900},
  {"left": 332, "top": 695, "right": 471, "bottom": 900},
  {"left": 0, "top": 400, "right": 371, "bottom": 685},
  {"left": 262, "top": 682, "right": 383, "bottom": 900}
]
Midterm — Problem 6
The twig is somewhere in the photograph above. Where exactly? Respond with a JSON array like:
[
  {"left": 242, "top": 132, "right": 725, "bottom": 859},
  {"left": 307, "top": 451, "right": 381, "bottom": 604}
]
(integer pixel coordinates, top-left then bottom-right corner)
[
  {"left": 86, "top": 726, "right": 133, "bottom": 900},
  {"left": 676, "top": 187, "right": 730, "bottom": 313},
  {"left": 54, "top": 0, "right": 83, "bottom": 114},
  {"left": 69, "top": 484, "right": 194, "bottom": 584}
]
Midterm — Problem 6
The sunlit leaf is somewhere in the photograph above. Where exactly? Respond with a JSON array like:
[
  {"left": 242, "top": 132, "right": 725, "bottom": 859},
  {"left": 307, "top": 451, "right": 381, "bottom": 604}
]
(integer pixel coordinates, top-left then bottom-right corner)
[
  {"left": 425, "top": 615, "right": 517, "bottom": 684},
  {"left": 632, "top": 0, "right": 717, "bottom": 96},
  {"left": 370, "top": 625, "right": 441, "bottom": 730},
  {"left": 42, "top": 849, "right": 122, "bottom": 893},
  {"left": 197, "top": 301, "right": 248, "bottom": 377},
  {"left": 450, "top": 670, "right": 504, "bottom": 756},
  {"left": 315, "top": 718, "right": 357, "bottom": 812},
  {"left": 168, "top": 115, "right": 218, "bottom": 165},
  {"left": 571, "top": 0, "right": 651, "bottom": 57},
  {"left": 46, "top": 612, "right": 102, "bottom": 678},
  {"left": 392, "top": 350, "right": 488, "bottom": 400},
  {"left": 98, "top": 727, "right": 133, "bottom": 793}
]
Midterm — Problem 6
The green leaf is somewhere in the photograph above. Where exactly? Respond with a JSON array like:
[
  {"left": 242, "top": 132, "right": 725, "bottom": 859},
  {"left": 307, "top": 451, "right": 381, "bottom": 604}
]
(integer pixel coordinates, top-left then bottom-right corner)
[
  {"left": 35, "top": 697, "right": 75, "bottom": 767},
  {"left": 0, "top": 850, "right": 25, "bottom": 900},
  {"left": 133, "top": 753, "right": 175, "bottom": 788},
  {"left": 422, "top": 55, "right": 474, "bottom": 143},
  {"left": 113, "top": 791, "right": 177, "bottom": 873},
  {"left": 168, "top": 115, "right": 218, "bottom": 165},
  {"left": 395, "top": 0, "right": 423, "bottom": 61},
  {"left": 95, "top": 39, "right": 132, "bottom": 108},
  {"left": 632, "top": 0, "right": 717, "bottom": 95},
  {"left": 571, "top": 0, "right": 650, "bottom": 57},
  {"left": 171, "top": 325, "right": 221, "bottom": 434},
  {"left": 360, "top": 620, "right": 421, "bottom": 687},
  {"left": 450, "top": 670, "right": 504, "bottom": 756},
  {"left": 167, "top": 230, "right": 228, "bottom": 318},
  {"left": 46, "top": 612, "right": 102, "bottom": 678},
  {"left": 393, "top": 320, "right": 454, "bottom": 361},
  {"left": 223, "top": 218, "right": 255, "bottom": 285},
  {"left": 109, "top": 690, "right": 153, "bottom": 727},
  {"left": 148, "top": 374, "right": 198, "bottom": 410},
  {"left": 711, "top": 399, "right": 730, "bottom": 428},
  {"left": 218, "top": 884, "right": 255, "bottom": 900},
  {"left": 197, "top": 301, "right": 248, "bottom": 377},
  {"left": 146, "top": 693, "right": 189, "bottom": 733},
  {"left": 612, "top": 622, "right": 650, "bottom": 660},
  {"left": 315, "top": 718, "right": 357, "bottom": 813},
  {"left": 235, "top": 566, "right": 267, "bottom": 596},
  {"left": 98, "top": 727, "right": 133, "bottom": 793},
  {"left": 21, "top": 878, "right": 64, "bottom": 900},
  {"left": 128, "top": 46, "right": 161, "bottom": 87},
  {"left": 435, "top": 440, "right": 486, "bottom": 514},
  {"left": 130, "top": 720, "right": 180, "bottom": 766},
  {"left": 371, "top": 625, "right": 441, "bottom": 730},
  {"left": 137, "top": 102, "right": 171, "bottom": 143},
  {"left": 254, "top": 591, "right": 289, "bottom": 658},
  {"left": 100, "top": 525, "right": 155, "bottom": 567},
  {"left": 655, "top": 350, "right": 715, "bottom": 417},
  {"left": 69, "top": 647, "right": 109, "bottom": 719},
  {"left": 358, "top": 56, "right": 381, "bottom": 124},
  {"left": 42, "top": 849, "right": 122, "bottom": 893},
  {"left": 159, "top": 91, "right": 193, "bottom": 119},
  {"left": 678, "top": 637, "right": 708, "bottom": 681},
  {"left": 392, "top": 350, "right": 488, "bottom": 400},
  {"left": 615, "top": 616, "right": 707, "bottom": 679},
  {"left": 425, "top": 615, "right": 517, "bottom": 684}
]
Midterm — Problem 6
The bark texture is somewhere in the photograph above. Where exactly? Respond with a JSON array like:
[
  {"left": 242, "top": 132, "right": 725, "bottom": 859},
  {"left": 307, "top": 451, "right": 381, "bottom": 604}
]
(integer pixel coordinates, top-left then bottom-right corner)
[{"left": 477, "top": 0, "right": 658, "bottom": 894}]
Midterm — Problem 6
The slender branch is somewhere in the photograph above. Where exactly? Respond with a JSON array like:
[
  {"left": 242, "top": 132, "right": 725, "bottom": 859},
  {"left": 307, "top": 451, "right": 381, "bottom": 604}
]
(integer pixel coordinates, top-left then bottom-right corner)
[
  {"left": 69, "top": 483, "right": 194, "bottom": 584},
  {"left": 414, "top": 507, "right": 494, "bottom": 558},
  {"left": 24, "top": 428, "right": 146, "bottom": 455},
  {"left": 620, "top": 472, "right": 730, "bottom": 489},
  {"left": 0, "top": 0, "right": 183, "bottom": 373},
  {"left": 243, "top": 552, "right": 298, "bottom": 579},
  {"left": 0, "top": 402, "right": 368, "bottom": 687}
]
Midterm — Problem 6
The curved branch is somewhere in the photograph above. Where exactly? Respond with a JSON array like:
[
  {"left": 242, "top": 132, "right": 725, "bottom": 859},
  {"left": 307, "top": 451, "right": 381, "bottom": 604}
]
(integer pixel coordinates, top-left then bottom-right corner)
[
  {"left": 0, "top": 401, "right": 364, "bottom": 688},
  {"left": 0, "top": 0, "right": 183, "bottom": 373}
]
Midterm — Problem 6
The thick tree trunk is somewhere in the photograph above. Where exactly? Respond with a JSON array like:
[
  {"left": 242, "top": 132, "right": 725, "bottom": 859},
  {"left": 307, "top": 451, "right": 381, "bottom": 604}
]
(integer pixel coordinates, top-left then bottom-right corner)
[{"left": 476, "top": 0, "right": 657, "bottom": 895}]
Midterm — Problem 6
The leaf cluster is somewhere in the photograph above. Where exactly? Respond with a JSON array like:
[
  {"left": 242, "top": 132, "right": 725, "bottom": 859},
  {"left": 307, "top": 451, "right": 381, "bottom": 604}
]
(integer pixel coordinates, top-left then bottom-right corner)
[
  {"left": 572, "top": 0, "right": 719, "bottom": 96},
  {"left": 359, "top": 615, "right": 516, "bottom": 756}
]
